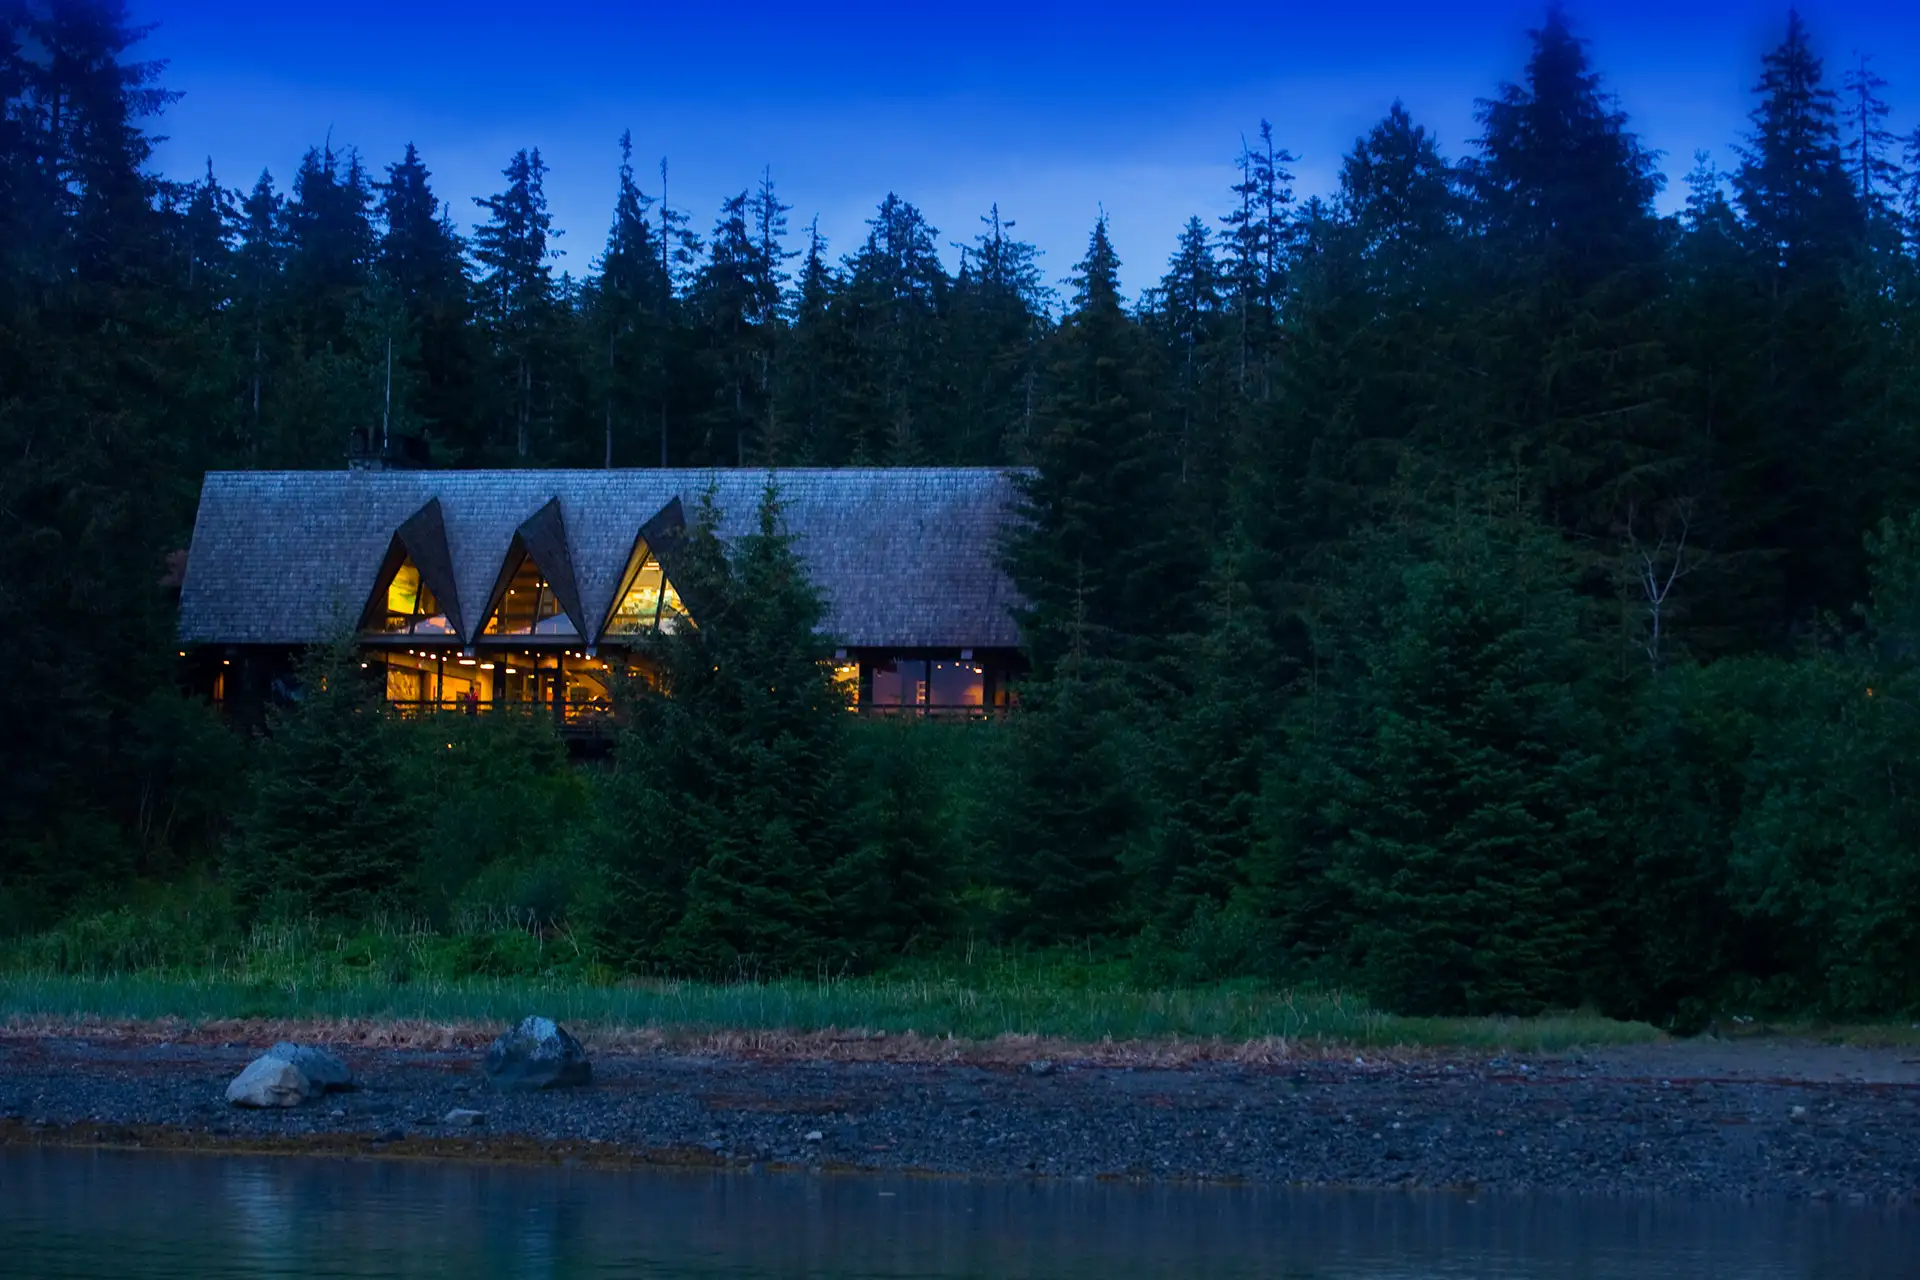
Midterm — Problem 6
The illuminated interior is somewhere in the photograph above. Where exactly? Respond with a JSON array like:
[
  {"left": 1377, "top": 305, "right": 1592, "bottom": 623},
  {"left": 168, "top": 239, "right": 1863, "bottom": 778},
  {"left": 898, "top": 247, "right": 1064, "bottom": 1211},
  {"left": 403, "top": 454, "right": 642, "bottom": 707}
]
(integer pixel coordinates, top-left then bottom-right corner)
[
  {"left": 378, "top": 648, "right": 615, "bottom": 717},
  {"left": 603, "top": 537, "right": 692, "bottom": 636},
  {"left": 483, "top": 550, "right": 578, "bottom": 638},
  {"left": 375, "top": 557, "right": 455, "bottom": 635},
  {"left": 868, "top": 657, "right": 986, "bottom": 712},
  {"left": 831, "top": 661, "right": 859, "bottom": 708}
]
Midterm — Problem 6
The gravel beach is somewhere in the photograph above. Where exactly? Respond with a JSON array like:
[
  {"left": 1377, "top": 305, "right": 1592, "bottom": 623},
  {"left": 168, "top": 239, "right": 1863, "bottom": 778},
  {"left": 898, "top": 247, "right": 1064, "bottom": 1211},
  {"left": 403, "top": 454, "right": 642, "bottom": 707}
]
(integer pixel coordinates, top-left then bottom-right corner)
[{"left": 4, "top": 1031, "right": 1919, "bottom": 1200}]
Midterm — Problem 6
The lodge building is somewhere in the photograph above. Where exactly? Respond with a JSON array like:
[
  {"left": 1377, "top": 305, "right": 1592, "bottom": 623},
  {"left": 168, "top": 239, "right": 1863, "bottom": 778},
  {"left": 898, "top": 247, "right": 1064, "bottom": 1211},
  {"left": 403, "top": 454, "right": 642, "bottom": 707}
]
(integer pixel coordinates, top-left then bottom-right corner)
[{"left": 175, "top": 468, "right": 1027, "bottom": 731}]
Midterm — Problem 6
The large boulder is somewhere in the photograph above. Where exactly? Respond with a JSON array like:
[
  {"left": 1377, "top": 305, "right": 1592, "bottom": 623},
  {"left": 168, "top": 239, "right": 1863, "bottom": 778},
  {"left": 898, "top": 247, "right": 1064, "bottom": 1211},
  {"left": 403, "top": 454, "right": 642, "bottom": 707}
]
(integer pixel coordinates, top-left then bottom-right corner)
[
  {"left": 226, "top": 1055, "right": 316, "bottom": 1108},
  {"left": 267, "top": 1042, "right": 355, "bottom": 1092},
  {"left": 482, "top": 1016, "right": 592, "bottom": 1091}
]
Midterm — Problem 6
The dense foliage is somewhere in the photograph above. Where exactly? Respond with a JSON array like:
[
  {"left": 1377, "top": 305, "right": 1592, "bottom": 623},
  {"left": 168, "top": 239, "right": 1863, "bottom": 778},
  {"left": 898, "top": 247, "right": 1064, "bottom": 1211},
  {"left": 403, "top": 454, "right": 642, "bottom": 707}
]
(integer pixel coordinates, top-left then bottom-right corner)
[{"left": 11, "top": 2, "right": 1920, "bottom": 1021}]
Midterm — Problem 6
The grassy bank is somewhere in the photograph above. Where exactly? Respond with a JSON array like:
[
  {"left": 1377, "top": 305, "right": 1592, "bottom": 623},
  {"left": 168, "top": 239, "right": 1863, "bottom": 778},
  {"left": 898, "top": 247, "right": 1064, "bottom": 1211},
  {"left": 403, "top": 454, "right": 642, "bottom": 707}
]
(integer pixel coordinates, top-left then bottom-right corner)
[
  {"left": 0, "top": 906, "right": 1672, "bottom": 1053},
  {"left": 0, "top": 969, "right": 1662, "bottom": 1055}
]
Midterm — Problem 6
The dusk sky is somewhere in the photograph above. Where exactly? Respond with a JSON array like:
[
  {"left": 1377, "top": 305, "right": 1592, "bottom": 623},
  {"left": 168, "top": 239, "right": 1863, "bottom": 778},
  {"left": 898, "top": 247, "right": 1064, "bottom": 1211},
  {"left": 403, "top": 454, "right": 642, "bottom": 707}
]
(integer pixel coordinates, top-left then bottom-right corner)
[{"left": 133, "top": 1, "right": 1919, "bottom": 300}]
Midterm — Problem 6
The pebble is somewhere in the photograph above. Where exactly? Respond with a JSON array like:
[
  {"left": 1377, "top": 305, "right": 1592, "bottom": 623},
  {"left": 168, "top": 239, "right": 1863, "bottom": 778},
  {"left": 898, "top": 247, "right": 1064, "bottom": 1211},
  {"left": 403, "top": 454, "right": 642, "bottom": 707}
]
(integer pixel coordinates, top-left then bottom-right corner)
[
  {"left": 9, "top": 1038, "right": 1920, "bottom": 1200},
  {"left": 444, "top": 1108, "right": 485, "bottom": 1127}
]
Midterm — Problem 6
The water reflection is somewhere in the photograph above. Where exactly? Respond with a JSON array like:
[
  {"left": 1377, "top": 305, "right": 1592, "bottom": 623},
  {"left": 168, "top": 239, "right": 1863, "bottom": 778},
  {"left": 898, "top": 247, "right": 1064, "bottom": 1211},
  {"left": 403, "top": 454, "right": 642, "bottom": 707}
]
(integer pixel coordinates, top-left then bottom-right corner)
[{"left": 1, "top": 1148, "right": 1914, "bottom": 1278}]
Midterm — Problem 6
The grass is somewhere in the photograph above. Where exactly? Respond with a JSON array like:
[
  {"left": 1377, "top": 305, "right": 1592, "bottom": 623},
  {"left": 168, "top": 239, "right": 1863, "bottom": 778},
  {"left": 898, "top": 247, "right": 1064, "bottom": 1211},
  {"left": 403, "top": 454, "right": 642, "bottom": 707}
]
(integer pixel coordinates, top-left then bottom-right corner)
[
  {"left": 0, "top": 969, "right": 1662, "bottom": 1055},
  {"left": 0, "top": 910, "right": 1669, "bottom": 1055}
]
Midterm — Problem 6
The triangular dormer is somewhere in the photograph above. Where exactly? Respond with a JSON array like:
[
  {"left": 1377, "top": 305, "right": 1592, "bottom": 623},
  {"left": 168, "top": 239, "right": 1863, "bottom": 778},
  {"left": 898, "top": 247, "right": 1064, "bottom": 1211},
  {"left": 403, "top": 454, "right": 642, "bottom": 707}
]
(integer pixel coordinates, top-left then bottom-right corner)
[
  {"left": 601, "top": 498, "right": 695, "bottom": 639},
  {"left": 477, "top": 497, "right": 586, "bottom": 641},
  {"left": 361, "top": 499, "right": 463, "bottom": 637}
]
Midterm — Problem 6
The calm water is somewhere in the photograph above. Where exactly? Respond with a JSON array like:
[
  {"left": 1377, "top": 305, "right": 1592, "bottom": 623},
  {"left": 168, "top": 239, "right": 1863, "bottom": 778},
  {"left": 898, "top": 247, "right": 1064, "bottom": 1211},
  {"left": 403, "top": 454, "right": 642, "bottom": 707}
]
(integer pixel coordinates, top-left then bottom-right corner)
[{"left": 1, "top": 1148, "right": 1915, "bottom": 1278}]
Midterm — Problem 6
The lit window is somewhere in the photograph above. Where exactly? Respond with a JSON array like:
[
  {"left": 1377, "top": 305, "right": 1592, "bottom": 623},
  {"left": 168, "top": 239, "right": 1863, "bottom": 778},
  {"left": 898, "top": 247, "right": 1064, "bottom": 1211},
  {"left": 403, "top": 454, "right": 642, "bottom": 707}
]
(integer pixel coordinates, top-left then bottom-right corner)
[
  {"left": 829, "top": 661, "right": 859, "bottom": 707},
  {"left": 603, "top": 536, "right": 693, "bottom": 636},
  {"left": 484, "top": 550, "right": 578, "bottom": 638},
  {"left": 375, "top": 556, "right": 454, "bottom": 635}
]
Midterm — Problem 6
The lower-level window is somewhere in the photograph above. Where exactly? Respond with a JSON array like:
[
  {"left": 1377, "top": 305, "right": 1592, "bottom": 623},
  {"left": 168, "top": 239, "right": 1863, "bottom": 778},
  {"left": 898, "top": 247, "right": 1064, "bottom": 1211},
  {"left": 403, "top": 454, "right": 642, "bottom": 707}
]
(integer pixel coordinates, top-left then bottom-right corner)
[{"left": 867, "top": 655, "right": 987, "bottom": 713}]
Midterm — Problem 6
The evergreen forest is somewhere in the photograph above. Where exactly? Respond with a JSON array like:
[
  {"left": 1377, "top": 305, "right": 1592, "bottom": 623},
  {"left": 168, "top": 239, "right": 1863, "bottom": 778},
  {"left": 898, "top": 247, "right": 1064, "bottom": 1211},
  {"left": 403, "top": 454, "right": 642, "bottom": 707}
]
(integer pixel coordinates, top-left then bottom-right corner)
[{"left": 10, "top": 1, "right": 1920, "bottom": 1027}]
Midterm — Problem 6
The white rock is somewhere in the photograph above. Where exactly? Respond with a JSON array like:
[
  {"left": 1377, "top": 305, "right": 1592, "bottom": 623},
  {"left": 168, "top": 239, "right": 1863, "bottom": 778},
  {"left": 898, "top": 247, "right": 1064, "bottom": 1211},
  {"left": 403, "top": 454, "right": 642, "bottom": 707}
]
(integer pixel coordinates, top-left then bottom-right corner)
[
  {"left": 444, "top": 1108, "right": 485, "bottom": 1127},
  {"left": 226, "top": 1055, "right": 316, "bottom": 1108},
  {"left": 267, "top": 1042, "right": 354, "bottom": 1092},
  {"left": 804, "top": 1130, "right": 824, "bottom": 1142}
]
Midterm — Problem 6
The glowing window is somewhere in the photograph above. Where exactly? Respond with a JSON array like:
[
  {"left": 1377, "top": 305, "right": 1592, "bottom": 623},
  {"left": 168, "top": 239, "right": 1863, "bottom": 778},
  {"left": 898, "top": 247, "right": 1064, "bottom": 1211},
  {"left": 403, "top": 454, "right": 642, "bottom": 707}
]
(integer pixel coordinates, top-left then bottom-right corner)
[
  {"left": 376, "top": 556, "right": 455, "bottom": 635},
  {"left": 483, "top": 550, "right": 577, "bottom": 638},
  {"left": 603, "top": 537, "right": 693, "bottom": 636}
]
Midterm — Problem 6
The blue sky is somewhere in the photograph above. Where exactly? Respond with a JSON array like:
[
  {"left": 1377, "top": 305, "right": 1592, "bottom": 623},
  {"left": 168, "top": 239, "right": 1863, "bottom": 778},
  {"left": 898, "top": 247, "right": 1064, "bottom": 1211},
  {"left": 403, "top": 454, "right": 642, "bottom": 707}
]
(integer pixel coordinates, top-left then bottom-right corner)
[{"left": 133, "top": 1, "right": 1918, "bottom": 300}]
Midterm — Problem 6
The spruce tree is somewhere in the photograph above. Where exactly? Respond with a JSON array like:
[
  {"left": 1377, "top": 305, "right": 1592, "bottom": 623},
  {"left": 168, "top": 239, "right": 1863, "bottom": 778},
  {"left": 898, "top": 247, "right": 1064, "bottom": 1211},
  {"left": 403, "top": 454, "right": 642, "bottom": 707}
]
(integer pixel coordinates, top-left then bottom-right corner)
[
  {"left": 227, "top": 640, "right": 420, "bottom": 921},
  {"left": 835, "top": 718, "right": 954, "bottom": 958},
  {"left": 1731, "top": 8, "right": 1871, "bottom": 628},
  {"left": 376, "top": 142, "right": 480, "bottom": 460},
  {"left": 778, "top": 219, "right": 857, "bottom": 464},
  {"left": 1142, "top": 216, "right": 1230, "bottom": 517},
  {"left": 1140, "top": 527, "right": 1290, "bottom": 959},
  {"left": 472, "top": 148, "right": 563, "bottom": 459},
  {"left": 947, "top": 204, "right": 1050, "bottom": 465},
  {"left": 232, "top": 169, "right": 287, "bottom": 458},
  {"left": 1006, "top": 216, "right": 1183, "bottom": 676},
  {"left": 1462, "top": 2, "right": 1679, "bottom": 552},
  {"left": 1320, "top": 507, "right": 1616, "bottom": 1015},
  {"left": 585, "top": 132, "right": 674, "bottom": 468},
  {"left": 991, "top": 593, "right": 1146, "bottom": 944},
  {"left": 0, "top": 0, "right": 222, "bottom": 928},
  {"left": 688, "top": 176, "right": 790, "bottom": 465},
  {"left": 602, "top": 483, "right": 850, "bottom": 975},
  {"left": 841, "top": 193, "right": 950, "bottom": 462}
]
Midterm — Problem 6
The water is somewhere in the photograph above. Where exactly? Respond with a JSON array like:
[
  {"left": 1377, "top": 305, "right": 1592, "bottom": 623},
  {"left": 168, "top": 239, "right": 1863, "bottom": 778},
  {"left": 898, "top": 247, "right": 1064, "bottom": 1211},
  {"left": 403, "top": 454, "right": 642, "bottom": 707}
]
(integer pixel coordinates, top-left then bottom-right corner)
[{"left": 1, "top": 1148, "right": 1915, "bottom": 1278}]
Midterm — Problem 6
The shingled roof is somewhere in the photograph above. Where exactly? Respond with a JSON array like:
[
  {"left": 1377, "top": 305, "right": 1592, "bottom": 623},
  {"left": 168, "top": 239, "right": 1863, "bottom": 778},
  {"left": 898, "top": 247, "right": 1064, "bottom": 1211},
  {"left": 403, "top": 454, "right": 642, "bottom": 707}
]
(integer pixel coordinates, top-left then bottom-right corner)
[{"left": 177, "top": 468, "right": 1028, "bottom": 650}]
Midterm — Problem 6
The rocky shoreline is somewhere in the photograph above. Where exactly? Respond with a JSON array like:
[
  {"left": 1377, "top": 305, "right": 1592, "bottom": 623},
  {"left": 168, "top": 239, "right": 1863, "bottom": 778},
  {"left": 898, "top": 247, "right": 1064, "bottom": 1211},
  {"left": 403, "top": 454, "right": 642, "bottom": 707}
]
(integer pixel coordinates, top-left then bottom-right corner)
[{"left": 4, "top": 1030, "right": 1919, "bottom": 1201}]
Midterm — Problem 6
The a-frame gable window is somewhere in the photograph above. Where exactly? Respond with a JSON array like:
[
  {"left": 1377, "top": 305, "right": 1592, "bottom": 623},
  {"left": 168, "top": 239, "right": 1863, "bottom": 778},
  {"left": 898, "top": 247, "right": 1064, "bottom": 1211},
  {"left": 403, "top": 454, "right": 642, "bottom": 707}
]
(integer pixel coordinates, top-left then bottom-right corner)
[
  {"left": 361, "top": 498, "right": 463, "bottom": 638},
  {"left": 379, "top": 555, "right": 457, "bottom": 635},
  {"left": 482, "top": 541, "right": 580, "bottom": 638},
  {"left": 603, "top": 536, "right": 692, "bottom": 637}
]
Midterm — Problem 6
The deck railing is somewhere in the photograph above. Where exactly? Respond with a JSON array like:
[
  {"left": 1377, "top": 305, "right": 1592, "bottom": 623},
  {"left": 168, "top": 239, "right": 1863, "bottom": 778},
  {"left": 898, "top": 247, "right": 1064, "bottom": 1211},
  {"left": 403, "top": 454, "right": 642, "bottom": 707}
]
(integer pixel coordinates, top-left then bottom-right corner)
[
  {"left": 383, "top": 697, "right": 615, "bottom": 732},
  {"left": 383, "top": 697, "right": 1005, "bottom": 723}
]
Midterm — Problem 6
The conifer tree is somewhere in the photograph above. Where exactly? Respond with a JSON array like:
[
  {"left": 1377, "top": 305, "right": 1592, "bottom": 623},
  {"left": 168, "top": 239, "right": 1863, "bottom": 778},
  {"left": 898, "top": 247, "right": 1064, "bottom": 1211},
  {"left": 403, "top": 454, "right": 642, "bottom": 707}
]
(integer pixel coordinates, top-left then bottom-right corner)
[
  {"left": 842, "top": 193, "right": 950, "bottom": 461},
  {"left": 1736, "top": 11, "right": 1863, "bottom": 272},
  {"left": 584, "top": 133, "right": 673, "bottom": 468},
  {"left": 778, "top": 218, "right": 855, "bottom": 463},
  {"left": 947, "top": 204, "right": 1050, "bottom": 464},
  {"left": 472, "top": 147, "right": 563, "bottom": 459},
  {"left": 1, "top": 0, "right": 195, "bottom": 926},
  {"left": 284, "top": 142, "right": 376, "bottom": 349},
  {"left": 1463, "top": 2, "right": 1678, "bottom": 551},
  {"left": 1140, "top": 527, "right": 1289, "bottom": 953},
  {"left": 603, "top": 484, "right": 851, "bottom": 975},
  {"left": 835, "top": 718, "right": 954, "bottom": 957},
  {"left": 689, "top": 176, "right": 790, "bottom": 465},
  {"left": 227, "top": 640, "right": 420, "bottom": 921},
  {"left": 1219, "top": 121, "right": 1295, "bottom": 403},
  {"left": 232, "top": 169, "right": 286, "bottom": 458},
  {"left": 376, "top": 142, "right": 479, "bottom": 459},
  {"left": 1318, "top": 507, "right": 1616, "bottom": 1015},
  {"left": 1732, "top": 9, "right": 1871, "bottom": 628},
  {"left": 1142, "top": 216, "right": 1229, "bottom": 511},
  {"left": 1007, "top": 216, "right": 1182, "bottom": 676},
  {"left": 1840, "top": 53, "right": 1899, "bottom": 223},
  {"left": 991, "top": 590, "right": 1146, "bottom": 944}
]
